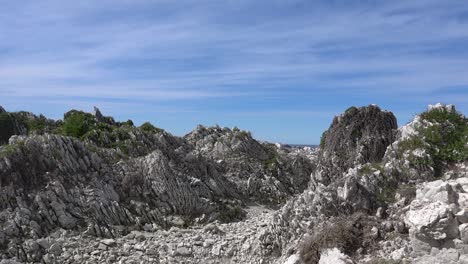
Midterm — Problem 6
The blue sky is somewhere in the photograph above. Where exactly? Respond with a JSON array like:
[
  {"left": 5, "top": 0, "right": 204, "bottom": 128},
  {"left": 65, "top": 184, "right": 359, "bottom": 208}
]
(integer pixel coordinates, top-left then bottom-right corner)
[{"left": 1, "top": 0, "right": 467, "bottom": 144}]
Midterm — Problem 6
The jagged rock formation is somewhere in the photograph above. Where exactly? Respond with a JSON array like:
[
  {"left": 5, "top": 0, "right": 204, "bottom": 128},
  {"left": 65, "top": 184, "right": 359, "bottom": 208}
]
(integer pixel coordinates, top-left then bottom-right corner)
[
  {"left": 256, "top": 106, "right": 398, "bottom": 261},
  {"left": 0, "top": 106, "right": 315, "bottom": 263},
  {"left": 313, "top": 105, "right": 397, "bottom": 186},
  {"left": 186, "top": 125, "right": 314, "bottom": 203},
  {"left": 0, "top": 103, "right": 466, "bottom": 264},
  {"left": 256, "top": 104, "right": 466, "bottom": 264}
]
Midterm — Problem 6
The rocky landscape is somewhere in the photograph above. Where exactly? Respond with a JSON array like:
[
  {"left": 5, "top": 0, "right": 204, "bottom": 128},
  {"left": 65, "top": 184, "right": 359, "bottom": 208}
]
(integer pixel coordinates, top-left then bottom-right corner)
[{"left": 0, "top": 103, "right": 466, "bottom": 263}]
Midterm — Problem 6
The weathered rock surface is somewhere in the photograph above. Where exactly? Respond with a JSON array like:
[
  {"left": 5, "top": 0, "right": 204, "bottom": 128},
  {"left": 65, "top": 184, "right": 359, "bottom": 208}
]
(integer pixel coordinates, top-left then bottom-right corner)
[
  {"left": 404, "top": 178, "right": 468, "bottom": 261},
  {"left": 0, "top": 103, "right": 466, "bottom": 264},
  {"left": 0, "top": 107, "right": 316, "bottom": 263},
  {"left": 313, "top": 105, "right": 397, "bottom": 186},
  {"left": 186, "top": 125, "right": 315, "bottom": 203}
]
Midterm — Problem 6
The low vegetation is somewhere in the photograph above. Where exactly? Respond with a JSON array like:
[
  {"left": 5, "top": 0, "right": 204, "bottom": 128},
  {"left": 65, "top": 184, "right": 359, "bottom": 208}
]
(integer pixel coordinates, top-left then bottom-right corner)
[
  {"left": 319, "top": 132, "right": 326, "bottom": 149},
  {"left": 299, "top": 214, "right": 366, "bottom": 264},
  {"left": 357, "top": 163, "right": 384, "bottom": 176},
  {"left": 345, "top": 106, "right": 358, "bottom": 115},
  {"left": 396, "top": 106, "right": 468, "bottom": 177},
  {"left": 139, "top": 122, "right": 163, "bottom": 133},
  {"left": 0, "top": 113, "right": 15, "bottom": 145},
  {"left": 217, "top": 204, "right": 246, "bottom": 223},
  {"left": 62, "top": 111, "right": 96, "bottom": 138},
  {"left": 419, "top": 107, "right": 468, "bottom": 176}
]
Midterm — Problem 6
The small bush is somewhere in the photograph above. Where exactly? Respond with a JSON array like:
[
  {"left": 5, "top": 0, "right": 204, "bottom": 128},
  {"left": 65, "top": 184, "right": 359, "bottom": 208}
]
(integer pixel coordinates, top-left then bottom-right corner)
[
  {"left": 418, "top": 107, "right": 468, "bottom": 176},
  {"left": 62, "top": 111, "right": 96, "bottom": 138},
  {"left": 358, "top": 163, "right": 383, "bottom": 176},
  {"left": 299, "top": 216, "right": 362, "bottom": 264},
  {"left": 25, "top": 117, "right": 48, "bottom": 133},
  {"left": 238, "top": 130, "right": 251, "bottom": 138},
  {"left": 0, "top": 113, "right": 15, "bottom": 145},
  {"left": 357, "top": 165, "right": 373, "bottom": 176},
  {"left": 345, "top": 106, "right": 358, "bottom": 115},
  {"left": 122, "top": 119, "right": 134, "bottom": 127},
  {"left": 376, "top": 180, "right": 398, "bottom": 204},
  {"left": 0, "top": 144, "right": 20, "bottom": 158},
  {"left": 263, "top": 155, "right": 278, "bottom": 170},
  {"left": 139, "top": 122, "right": 163, "bottom": 133},
  {"left": 319, "top": 132, "right": 326, "bottom": 149},
  {"left": 217, "top": 204, "right": 246, "bottom": 223},
  {"left": 397, "top": 137, "right": 425, "bottom": 153}
]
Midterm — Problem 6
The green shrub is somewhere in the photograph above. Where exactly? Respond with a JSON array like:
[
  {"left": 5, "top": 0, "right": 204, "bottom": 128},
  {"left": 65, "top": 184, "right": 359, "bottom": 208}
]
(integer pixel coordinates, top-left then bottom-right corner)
[
  {"left": 25, "top": 118, "right": 48, "bottom": 133},
  {"left": 358, "top": 165, "right": 373, "bottom": 176},
  {"left": 62, "top": 111, "right": 96, "bottom": 138},
  {"left": 299, "top": 216, "right": 362, "bottom": 264},
  {"left": 345, "top": 106, "right": 358, "bottom": 115},
  {"left": 139, "top": 122, "right": 163, "bottom": 133},
  {"left": 115, "top": 141, "right": 130, "bottom": 155},
  {"left": 376, "top": 180, "right": 397, "bottom": 204},
  {"left": 319, "top": 132, "right": 326, "bottom": 149},
  {"left": 397, "top": 137, "right": 425, "bottom": 153},
  {"left": 263, "top": 155, "right": 278, "bottom": 170},
  {"left": 122, "top": 119, "right": 134, "bottom": 127},
  {"left": 238, "top": 130, "right": 251, "bottom": 138},
  {"left": 0, "top": 113, "right": 15, "bottom": 145},
  {"left": 419, "top": 107, "right": 468, "bottom": 176},
  {"left": 0, "top": 144, "right": 19, "bottom": 158},
  {"left": 358, "top": 163, "right": 383, "bottom": 176}
]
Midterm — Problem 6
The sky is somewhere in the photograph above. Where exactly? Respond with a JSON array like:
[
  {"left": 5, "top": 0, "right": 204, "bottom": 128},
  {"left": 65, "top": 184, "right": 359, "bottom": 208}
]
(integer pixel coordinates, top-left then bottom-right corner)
[{"left": 1, "top": 0, "right": 467, "bottom": 144}]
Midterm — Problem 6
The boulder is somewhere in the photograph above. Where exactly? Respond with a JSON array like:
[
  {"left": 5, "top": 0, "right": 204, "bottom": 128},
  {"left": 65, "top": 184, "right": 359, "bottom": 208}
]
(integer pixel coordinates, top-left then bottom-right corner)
[{"left": 405, "top": 178, "right": 468, "bottom": 255}]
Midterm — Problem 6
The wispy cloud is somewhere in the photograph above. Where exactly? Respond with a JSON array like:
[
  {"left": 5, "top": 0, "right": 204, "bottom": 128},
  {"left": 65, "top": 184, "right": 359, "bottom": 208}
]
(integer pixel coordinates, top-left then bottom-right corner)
[{"left": 0, "top": 0, "right": 467, "bottom": 143}]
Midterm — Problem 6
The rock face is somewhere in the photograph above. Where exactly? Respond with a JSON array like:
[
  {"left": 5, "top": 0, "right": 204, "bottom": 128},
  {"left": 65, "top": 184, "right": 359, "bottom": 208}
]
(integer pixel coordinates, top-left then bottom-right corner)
[
  {"left": 257, "top": 103, "right": 466, "bottom": 264},
  {"left": 185, "top": 125, "right": 315, "bottom": 203},
  {"left": 0, "top": 108, "right": 316, "bottom": 263},
  {"left": 0, "top": 103, "right": 466, "bottom": 264},
  {"left": 256, "top": 105, "right": 398, "bottom": 261},
  {"left": 404, "top": 178, "right": 468, "bottom": 261},
  {"left": 314, "top": 105, "right": 397, "bottom": 186}
]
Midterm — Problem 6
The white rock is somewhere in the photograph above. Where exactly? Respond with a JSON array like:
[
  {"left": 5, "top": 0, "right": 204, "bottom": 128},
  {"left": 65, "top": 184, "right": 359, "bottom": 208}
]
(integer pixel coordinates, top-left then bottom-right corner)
[
  {"left": 100, "top": 239, "right": 116, "bottom": 247},
  {"left": 318, "top": 248, "right": 354, "bottom": 264},
  {"left": 175, "top": 246, "right": 191, "bottom": 256},
  {"left": 283, "top": 254, "right": 300, "bottom": 264},
  {"left": 390, "top": 247, "right": 406, "bottom": 260},
  {"left": 459, "top": 223, "right": 468, "bottom": 243}
]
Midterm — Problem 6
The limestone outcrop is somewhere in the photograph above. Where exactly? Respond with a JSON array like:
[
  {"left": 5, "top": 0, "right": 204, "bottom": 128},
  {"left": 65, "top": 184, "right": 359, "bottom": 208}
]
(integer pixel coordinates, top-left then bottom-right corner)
[
  {"left": 313, "top": 105, "right": 397, "bottom": 186},
  {"left": 0, "top": 103, "right": 466, "bottom": 264}
]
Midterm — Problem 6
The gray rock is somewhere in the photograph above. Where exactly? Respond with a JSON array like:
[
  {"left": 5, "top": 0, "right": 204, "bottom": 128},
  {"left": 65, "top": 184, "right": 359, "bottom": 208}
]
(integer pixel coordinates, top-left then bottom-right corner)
[
  {"left": 100, "top": 239, "right": 116, "bottom": 247},
  {"left": 313, "top": 105, "right": 397, "bottom": 186},
  {"left": 48, "top": 243, "right": 62, "bottom": 255},
  {"left": 93, "top": 107, "right": 105, "bottom": 122},
  {"left": 145, "top": 248, "right": 158, "bottom": 256},
  {"left": 174, "top": 246, "right": 191, "bottom": 256},
  {"left": 460, "top": 223, "right": 468, "bottom": 243}
]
